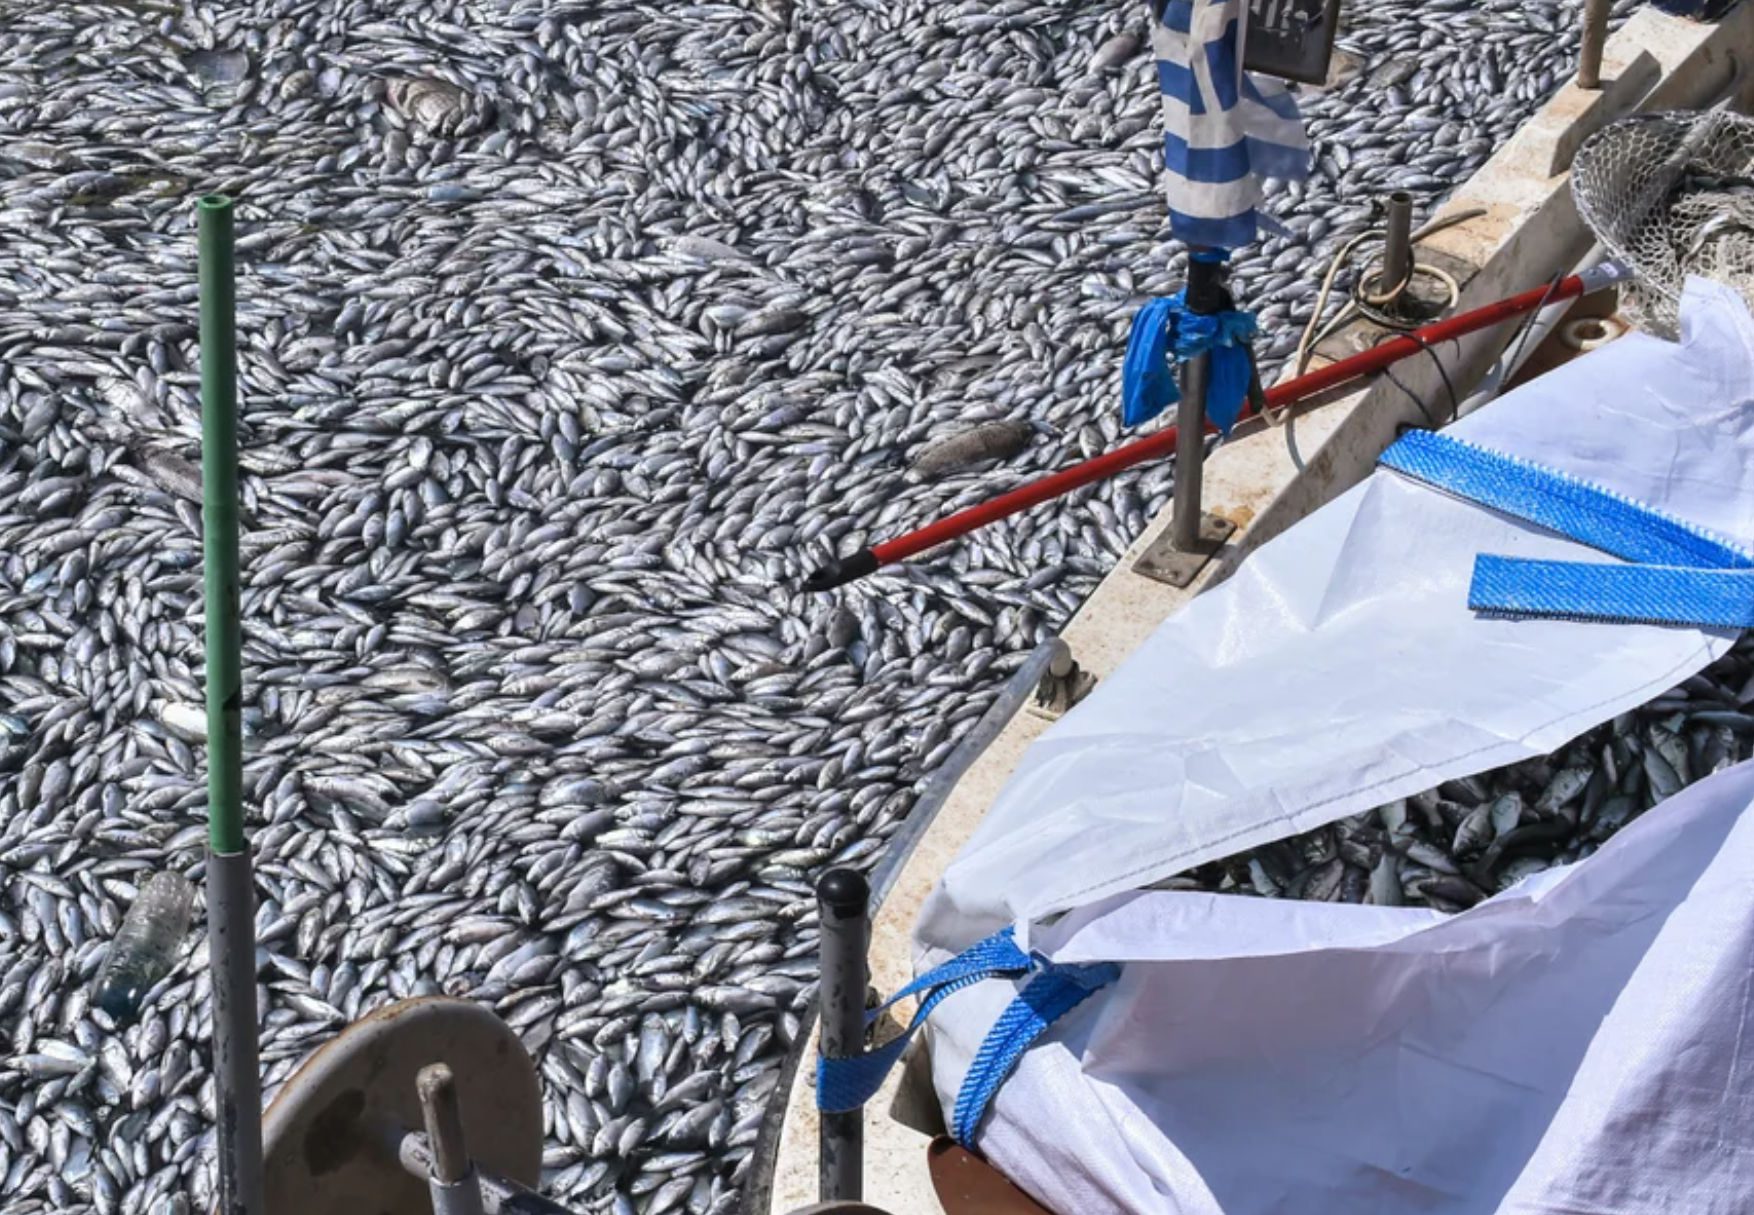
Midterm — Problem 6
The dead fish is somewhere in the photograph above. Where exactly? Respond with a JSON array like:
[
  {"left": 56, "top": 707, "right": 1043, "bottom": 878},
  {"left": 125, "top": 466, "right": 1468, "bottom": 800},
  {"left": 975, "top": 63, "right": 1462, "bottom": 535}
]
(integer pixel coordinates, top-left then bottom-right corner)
[{"left": 908, "top": 421, "right": 1036, "bottom": 479}]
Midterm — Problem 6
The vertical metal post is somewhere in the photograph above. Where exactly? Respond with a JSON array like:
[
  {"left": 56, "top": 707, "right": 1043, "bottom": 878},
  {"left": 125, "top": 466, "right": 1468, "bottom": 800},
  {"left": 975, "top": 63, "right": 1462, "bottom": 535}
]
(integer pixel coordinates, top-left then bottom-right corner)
[
  {"left": 1577, "top": 0, "right": 1610, "bottom": 89},
  {"left": 1380, "top": 191, "right": 1414, "bottom": 298},
  {"left": 1168, "top": 350, "right": 1211, "bottom": 551},
  {"left": 198, "top": 193, "right": 264, "bottom": 1215},
  {"left": 817, "top": 868, "right": 870, "bottom": 1204},
  {"left": 419, "top": 1064, "right": 487, "bottom": 1215},
  {"left": 1139, "top": 250, "right": 1239, "bottom": 587},
  {"left": 1169, "top": 251, "right": 1226, "bottom": 552}
]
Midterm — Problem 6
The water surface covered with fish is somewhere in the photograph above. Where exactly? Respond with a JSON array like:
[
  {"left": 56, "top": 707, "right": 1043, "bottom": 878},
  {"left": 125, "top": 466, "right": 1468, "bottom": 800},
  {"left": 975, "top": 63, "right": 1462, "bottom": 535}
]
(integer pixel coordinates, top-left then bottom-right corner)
[{"left": 0, "top": 0, "right": 1639, "bottom": 1210}]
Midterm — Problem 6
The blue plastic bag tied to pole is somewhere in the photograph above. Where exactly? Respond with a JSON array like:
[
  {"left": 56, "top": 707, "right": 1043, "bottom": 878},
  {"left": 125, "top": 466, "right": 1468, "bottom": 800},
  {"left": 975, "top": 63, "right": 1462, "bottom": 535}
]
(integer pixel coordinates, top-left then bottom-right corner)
[{"left": 1121, "top": 291, "right": 1257, "bottom": 431}]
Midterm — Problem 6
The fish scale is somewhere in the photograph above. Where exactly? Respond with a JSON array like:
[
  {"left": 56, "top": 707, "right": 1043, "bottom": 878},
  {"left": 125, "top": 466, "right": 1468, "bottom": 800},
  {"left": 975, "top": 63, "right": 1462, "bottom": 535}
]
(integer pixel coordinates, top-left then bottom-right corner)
[{"left": 0, "top": 0, "right": 1644, "bottom": 1208}]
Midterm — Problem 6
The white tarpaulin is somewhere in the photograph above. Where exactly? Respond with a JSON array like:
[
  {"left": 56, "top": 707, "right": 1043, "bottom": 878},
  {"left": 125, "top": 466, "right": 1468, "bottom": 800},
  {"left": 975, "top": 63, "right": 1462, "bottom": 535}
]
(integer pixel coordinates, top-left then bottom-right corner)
[
  {"left": 908, "top": 280, "right": 1754, "bottom": 1214},
  {"left": 917, "top": 278, "right": 1754, "bottom": 953},
  {"left": 926, "top": 756, "right": 1754, "bottom": 1215}
]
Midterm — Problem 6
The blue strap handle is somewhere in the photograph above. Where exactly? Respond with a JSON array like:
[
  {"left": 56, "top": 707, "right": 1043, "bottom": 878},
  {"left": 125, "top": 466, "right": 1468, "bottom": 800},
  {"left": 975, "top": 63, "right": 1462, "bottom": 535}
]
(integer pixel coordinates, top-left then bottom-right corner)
[
  {"left": 816, "top": 927, "right": 1032, "bottom": 1114},
  {"left": 1380, "top": 430, "right": 1752, "bottom": 571},
  {"left": 950, "top": 959, "right": 1120, "bottom": 1147},
  {"left": 865, "top": 926, "right": 1028, "bottom": 1019},
  {"left": 1379, "top": 430, "right": 1754, "bottom": 628},
  {"left": 1472, "top": 557, "right": 1754, "bottom": 628}
]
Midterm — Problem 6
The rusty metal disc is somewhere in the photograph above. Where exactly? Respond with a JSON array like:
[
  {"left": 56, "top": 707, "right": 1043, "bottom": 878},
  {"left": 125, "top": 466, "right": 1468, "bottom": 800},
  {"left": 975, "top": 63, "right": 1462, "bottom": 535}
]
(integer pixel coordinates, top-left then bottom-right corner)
[{"left": 257, "top": 996, "right": 542, "bottom": 1215}]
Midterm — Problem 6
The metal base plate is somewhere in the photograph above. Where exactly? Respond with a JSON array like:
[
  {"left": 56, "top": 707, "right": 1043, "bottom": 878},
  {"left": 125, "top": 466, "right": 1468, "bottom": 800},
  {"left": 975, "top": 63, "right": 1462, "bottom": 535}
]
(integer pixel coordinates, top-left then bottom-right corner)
[
  {"left": 257, "top": 996, "right": 542, "bottom": 1215},
  {"left": 1133, "top": 513, "right": 1237, "bottom": 588}
]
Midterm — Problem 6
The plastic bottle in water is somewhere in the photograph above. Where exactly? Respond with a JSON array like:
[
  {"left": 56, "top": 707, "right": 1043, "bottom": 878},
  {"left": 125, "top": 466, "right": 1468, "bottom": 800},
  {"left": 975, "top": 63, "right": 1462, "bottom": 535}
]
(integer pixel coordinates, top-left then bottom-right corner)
[{"left": 94, "top": 871, "right": 194, "bottom": 1021}]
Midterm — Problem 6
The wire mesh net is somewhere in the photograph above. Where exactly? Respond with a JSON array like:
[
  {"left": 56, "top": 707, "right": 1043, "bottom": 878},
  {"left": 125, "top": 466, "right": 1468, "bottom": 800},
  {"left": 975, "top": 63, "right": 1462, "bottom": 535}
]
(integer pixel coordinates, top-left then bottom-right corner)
[{"left": 1571, "top": 109, "right": 1754, "bottom": 337}]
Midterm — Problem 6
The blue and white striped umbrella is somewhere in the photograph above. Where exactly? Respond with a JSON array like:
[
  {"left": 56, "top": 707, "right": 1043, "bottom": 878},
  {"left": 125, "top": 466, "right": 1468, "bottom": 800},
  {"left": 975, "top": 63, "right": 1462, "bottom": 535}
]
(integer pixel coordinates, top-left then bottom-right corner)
[{"left": 1153, "top": 0, "right": 1311, "bottom": 251}]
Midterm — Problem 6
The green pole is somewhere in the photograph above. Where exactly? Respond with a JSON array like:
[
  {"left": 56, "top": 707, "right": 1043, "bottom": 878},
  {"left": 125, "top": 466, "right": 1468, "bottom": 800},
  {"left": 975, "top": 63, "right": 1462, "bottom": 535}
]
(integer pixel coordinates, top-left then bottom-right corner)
[
  {"left": 199, "top": 194, "right": 244, "bottom": 856},
  {"left": 197, "top": 193, "right": 265, "bottom": 1215}
]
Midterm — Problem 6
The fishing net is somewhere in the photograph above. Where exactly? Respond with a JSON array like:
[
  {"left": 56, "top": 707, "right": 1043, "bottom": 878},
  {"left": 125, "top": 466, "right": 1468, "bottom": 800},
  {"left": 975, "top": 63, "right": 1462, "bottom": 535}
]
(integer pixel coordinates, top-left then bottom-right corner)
[{"left": 1571, "top": 109, "right": 1754, "bottom": 337}]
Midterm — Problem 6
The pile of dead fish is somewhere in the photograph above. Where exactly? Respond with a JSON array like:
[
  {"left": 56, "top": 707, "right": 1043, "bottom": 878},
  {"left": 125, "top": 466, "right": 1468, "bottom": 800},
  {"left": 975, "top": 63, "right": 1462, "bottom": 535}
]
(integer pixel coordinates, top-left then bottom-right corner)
[
  {"left": 0, "top": 0, "right": 1634, "bottom": 1211},
  {"left": 1164, "top": 636, "right": 1754, "bottom": 909}
]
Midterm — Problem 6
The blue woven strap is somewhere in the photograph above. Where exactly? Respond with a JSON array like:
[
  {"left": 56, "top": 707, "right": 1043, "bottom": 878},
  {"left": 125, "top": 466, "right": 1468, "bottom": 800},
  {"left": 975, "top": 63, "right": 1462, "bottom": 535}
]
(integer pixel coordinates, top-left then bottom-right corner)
[
  {"left": 816, "top": 927, "right": 1032, "bottom": 1114},
  {"left": 1380, "top": 430, "right": 1752, "bottom": 571},
  {"left": 950, "top": 960, "right": 1120, "bottom": 1147},
  {"left": 1379, "top": 430, "right": 1754, "bottom": 628},
  {"left": 1122, "top": 288, "right": 1257, "bottom": 432},
  {"left": 1472, "top": 557, "right": 1754, "bottom": 628}
]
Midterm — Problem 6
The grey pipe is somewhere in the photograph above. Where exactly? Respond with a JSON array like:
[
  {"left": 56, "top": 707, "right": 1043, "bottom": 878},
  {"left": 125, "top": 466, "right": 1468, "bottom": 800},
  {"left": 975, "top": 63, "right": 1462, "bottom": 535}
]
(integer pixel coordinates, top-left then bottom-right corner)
[
  {"left": 418, "top": 1064, "right": 486, "bottom": 1215},
  {"left": 207, "top": 848, "right": 264, "bottom": 1215},
  {"left": 1380, "top": 191, "right": 1414, "bottom": 299},
  {"left": 738, "top": 637, "right": 1063, "bottom": 1215},
  {"left": 816, "top": 869, "right": 870, "bottom": 1203}
]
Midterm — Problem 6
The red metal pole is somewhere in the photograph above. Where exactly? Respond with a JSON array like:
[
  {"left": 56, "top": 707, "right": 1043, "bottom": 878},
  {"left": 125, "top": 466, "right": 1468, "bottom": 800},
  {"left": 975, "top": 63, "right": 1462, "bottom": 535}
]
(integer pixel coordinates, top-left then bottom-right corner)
[{"left": 802, "top": 269, "right": 1612, "bottom": 592}]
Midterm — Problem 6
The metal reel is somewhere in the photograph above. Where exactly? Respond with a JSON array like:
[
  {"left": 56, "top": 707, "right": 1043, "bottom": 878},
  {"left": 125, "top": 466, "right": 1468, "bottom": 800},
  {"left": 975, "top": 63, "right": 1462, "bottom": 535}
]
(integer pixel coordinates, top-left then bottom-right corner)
[{"left": 258, "top": 996, "right": 543, "bottom": 1215}]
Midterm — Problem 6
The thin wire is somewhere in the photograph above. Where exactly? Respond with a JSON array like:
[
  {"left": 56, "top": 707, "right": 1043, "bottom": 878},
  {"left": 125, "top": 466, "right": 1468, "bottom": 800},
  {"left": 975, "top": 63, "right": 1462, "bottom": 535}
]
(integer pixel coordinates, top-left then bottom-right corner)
[
  {"left": 1376, "top": 331, "right": 1462, "bottom": 429},
  {"left": 1381, "top": 361, "right": 1445, "bottom": 430},
  {"left": 1494, "top": 270, "right": 1566, "bottom": 391}
]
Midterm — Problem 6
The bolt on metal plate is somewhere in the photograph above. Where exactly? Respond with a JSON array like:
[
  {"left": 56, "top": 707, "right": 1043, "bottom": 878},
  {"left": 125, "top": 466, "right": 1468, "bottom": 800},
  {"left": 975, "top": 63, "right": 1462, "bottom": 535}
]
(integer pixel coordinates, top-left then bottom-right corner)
[{"left": 1027, "top": 640, "right": 1097, "bottom": 720}]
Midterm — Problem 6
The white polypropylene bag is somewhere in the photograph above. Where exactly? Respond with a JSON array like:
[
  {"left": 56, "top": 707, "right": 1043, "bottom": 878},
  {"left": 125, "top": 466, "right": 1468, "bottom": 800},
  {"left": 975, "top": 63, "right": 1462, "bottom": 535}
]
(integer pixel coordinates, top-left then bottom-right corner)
[
  {"left": 918, "top": 278, "right": 1754, "bottom": 951},
  {"left": 912, "top": 280, "right": 1754, "bottom": 1214},
  {"left": 926, "top": 757, "right": 1754, "bottom": 1215}
]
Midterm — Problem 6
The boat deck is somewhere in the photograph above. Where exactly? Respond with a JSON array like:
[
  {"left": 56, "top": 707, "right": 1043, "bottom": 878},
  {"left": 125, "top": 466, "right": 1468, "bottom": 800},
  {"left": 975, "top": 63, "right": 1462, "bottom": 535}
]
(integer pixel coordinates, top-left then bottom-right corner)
[{"left": 750, "top": 6, "right": 1754, "bottom": 1210}]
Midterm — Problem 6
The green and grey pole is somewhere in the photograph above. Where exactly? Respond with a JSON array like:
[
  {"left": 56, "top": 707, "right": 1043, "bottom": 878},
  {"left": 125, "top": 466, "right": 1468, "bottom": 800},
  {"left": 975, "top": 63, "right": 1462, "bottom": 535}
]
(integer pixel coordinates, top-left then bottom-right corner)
[{"left": 198, "top": 193, "right": 266, "bottom": 1215}]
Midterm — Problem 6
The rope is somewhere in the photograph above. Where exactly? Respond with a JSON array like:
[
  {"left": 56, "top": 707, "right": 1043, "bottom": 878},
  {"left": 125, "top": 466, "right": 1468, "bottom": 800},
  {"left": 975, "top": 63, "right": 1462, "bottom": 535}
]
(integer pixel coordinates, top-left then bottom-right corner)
[{"left": 1278, "top": 205, "right": 1487, "bottom": 425}]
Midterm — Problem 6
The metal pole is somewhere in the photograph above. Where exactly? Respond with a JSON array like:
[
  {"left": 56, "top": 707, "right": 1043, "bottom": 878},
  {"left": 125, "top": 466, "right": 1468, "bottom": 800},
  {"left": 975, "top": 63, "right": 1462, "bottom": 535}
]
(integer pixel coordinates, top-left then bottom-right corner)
[
  {"left": 199, "top": 193, "right": 264, "bottom": 1215},
  {"left": 1577, "top": 0, "right": 1610, "bottom": 89},
  {"left": 1380, "top": 191, "right": 1414, "bottom": 298},
  {"left": 419, "top": 1065, "right": 487, "bottom": 1215},
  {"left": 817, "top": 868, "right": 870, "bottom": 1204},
  {"left": 1170, "top": 251, "right": 1224, "bottom": 552},
  {"left": 1169, "top": 351, "right": 1211, "bottom": 550}
]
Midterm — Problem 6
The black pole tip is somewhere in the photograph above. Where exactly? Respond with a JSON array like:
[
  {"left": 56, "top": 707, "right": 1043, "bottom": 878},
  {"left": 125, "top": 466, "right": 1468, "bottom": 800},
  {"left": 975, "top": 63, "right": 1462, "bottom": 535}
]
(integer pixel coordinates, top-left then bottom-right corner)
[
  {"left": 801, "top": 548, "right": 879, "bottom": 593},
  {"left": 817, "top": 868, "right": 869, "bottom": 916}
]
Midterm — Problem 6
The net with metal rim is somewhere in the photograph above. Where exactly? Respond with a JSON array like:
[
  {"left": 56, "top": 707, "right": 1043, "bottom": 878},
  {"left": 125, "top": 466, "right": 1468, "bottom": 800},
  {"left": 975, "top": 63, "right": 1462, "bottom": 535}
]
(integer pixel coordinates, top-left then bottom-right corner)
[{"left": 1571, "top": 109, "right": 1754, "bottom": 337}]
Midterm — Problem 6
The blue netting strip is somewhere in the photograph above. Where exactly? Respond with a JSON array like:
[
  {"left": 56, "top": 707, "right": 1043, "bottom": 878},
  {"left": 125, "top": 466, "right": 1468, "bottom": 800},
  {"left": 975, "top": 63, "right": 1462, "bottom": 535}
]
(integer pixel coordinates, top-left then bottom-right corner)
[
  {"left": 1379, "top": 430, "right": 1753, "bottom": 571},
  {"left": 1379, "top": 429, "right": 1754, "bottom": 629}
]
